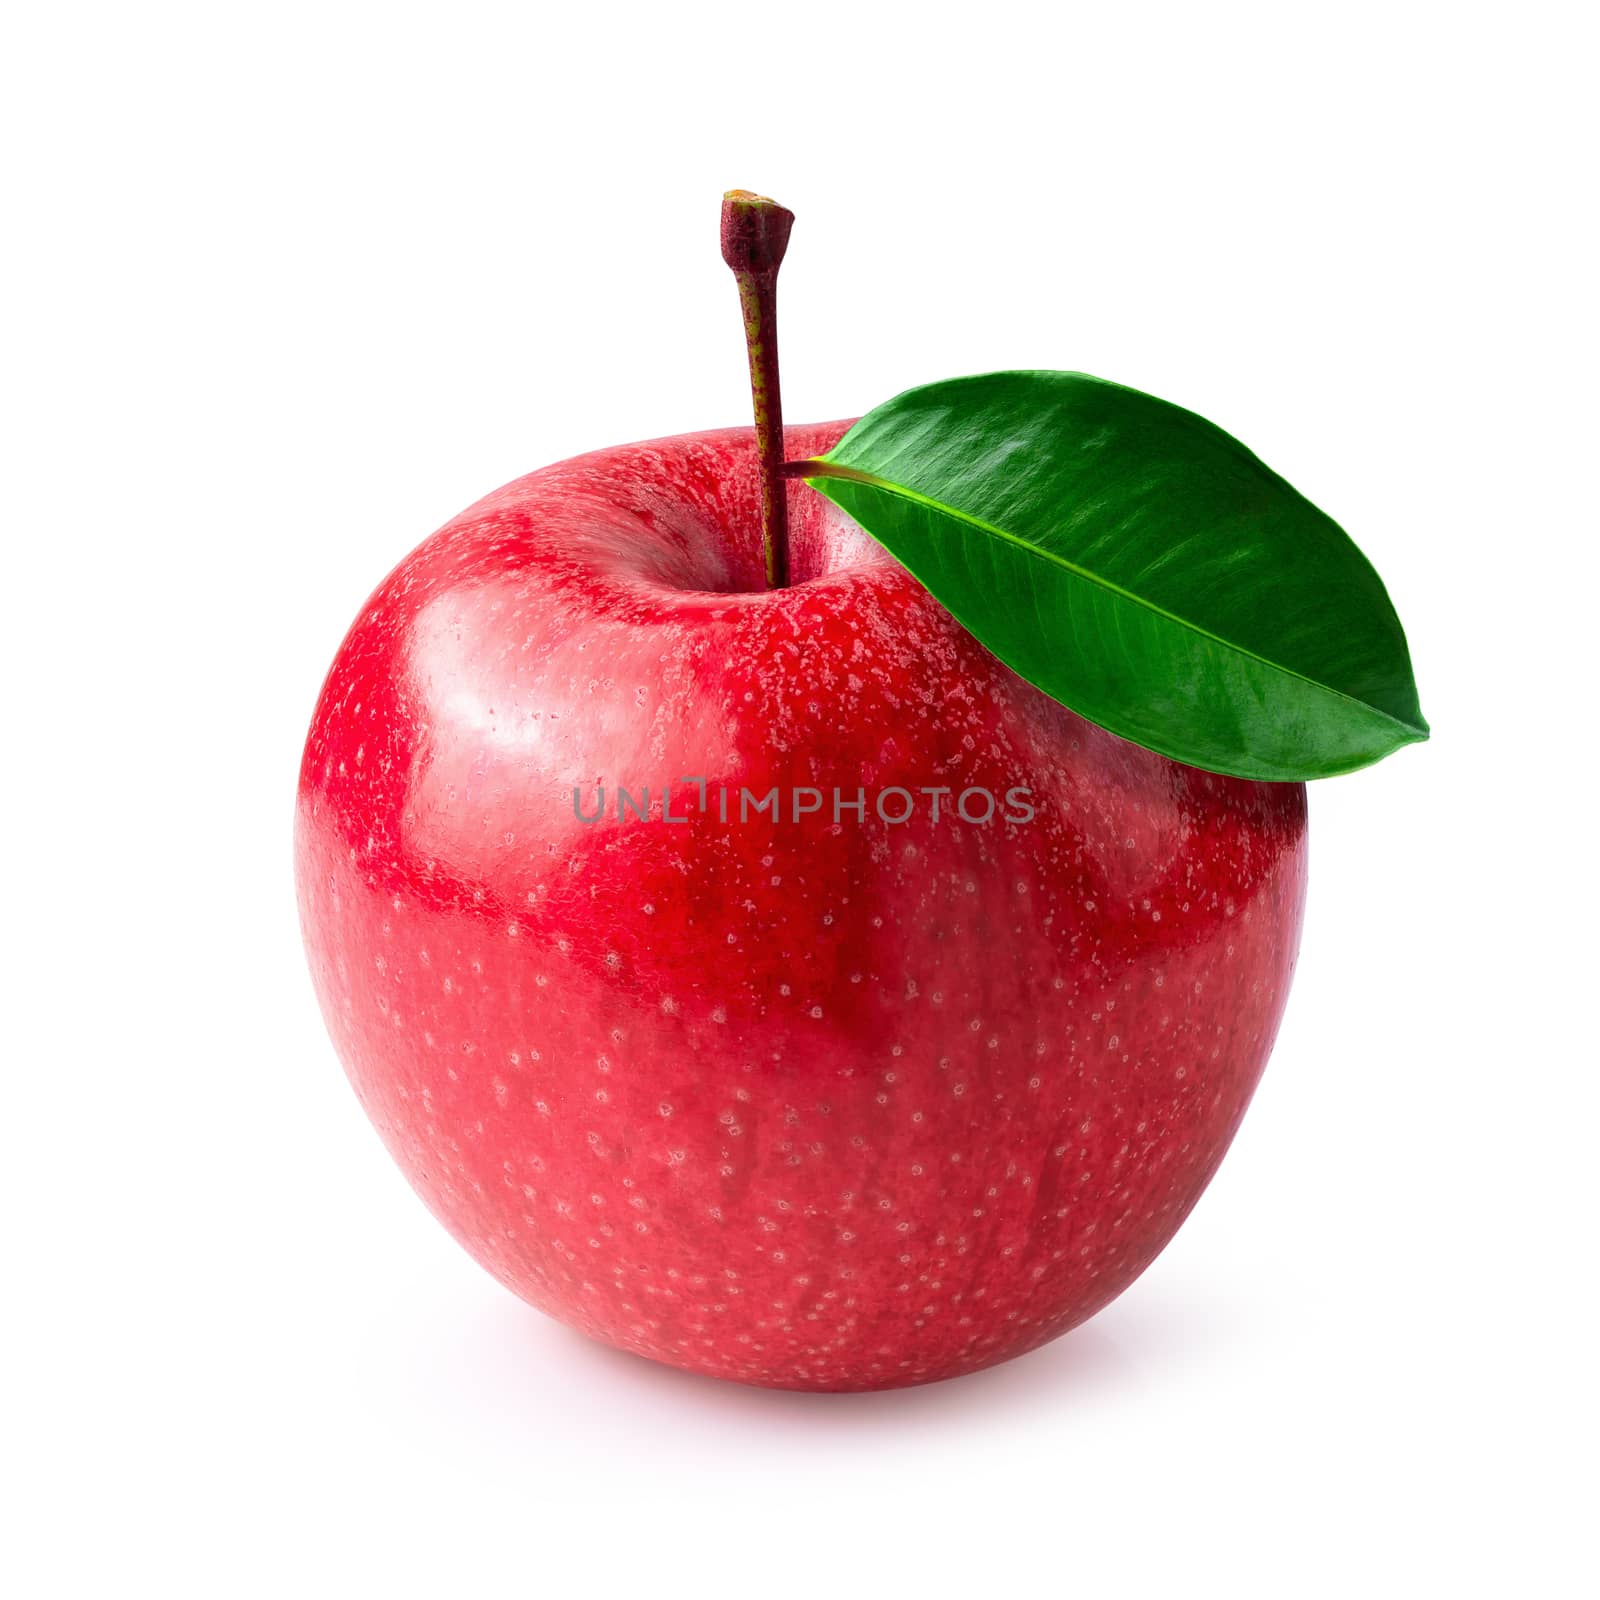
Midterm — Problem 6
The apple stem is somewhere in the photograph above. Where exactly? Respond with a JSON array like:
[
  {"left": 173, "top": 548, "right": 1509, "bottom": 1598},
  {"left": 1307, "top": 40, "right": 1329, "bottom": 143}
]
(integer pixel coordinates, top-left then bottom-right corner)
[{"left": 721, "top": 190, "right": 795, "bottom": 589}]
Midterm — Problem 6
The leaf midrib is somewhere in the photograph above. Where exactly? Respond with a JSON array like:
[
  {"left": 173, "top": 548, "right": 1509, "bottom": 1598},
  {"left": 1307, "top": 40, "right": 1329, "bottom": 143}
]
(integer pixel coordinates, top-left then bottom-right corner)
[{"left": 798, "top": 458, "right": 1427, "bottom": 739}]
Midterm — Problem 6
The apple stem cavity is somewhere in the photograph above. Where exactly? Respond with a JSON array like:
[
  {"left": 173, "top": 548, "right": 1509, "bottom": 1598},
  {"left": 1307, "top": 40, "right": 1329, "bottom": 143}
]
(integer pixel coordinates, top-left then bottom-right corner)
[{"left": 721, "top": 189, "right": 795, "bottom": 589}]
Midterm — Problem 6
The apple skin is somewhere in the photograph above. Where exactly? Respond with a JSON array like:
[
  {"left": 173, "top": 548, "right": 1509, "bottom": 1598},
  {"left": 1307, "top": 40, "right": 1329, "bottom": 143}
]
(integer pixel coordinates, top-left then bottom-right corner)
[{"left": 295, "top": 420, "right": 1307, "bottom": 1392}]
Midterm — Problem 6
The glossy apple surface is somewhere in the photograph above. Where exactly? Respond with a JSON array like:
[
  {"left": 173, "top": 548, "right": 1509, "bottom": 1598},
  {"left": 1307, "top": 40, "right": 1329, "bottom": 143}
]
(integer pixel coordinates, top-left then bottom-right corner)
[{"left": 295, "top": 420, "right": 1307, "bottom": 1391}]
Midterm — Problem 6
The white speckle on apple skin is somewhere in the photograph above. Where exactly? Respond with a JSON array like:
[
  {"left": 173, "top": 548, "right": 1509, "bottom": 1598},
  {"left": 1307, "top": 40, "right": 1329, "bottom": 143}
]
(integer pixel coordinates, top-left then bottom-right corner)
[{"left": 294, "top": 420, "right": 1307, "bottom": 1392}]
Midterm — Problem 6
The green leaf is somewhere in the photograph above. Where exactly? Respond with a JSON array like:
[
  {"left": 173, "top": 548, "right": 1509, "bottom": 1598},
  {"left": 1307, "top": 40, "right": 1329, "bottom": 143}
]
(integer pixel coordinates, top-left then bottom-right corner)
[{"left": 795, "top": 371, "right": 1427, "bottom": 781}]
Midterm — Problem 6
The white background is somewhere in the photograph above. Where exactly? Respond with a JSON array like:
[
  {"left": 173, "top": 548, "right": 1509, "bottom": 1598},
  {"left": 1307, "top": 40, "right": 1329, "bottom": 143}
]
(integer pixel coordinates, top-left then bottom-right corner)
[{"left": 4, "top": 3, "right": 1595, "bottom": 1595}]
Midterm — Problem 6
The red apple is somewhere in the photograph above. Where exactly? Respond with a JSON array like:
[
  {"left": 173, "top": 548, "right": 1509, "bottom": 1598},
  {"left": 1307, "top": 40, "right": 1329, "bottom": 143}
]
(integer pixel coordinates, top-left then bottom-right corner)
[{"left": 295, "top": 418, "right": 1307, "bottom": 1391}]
